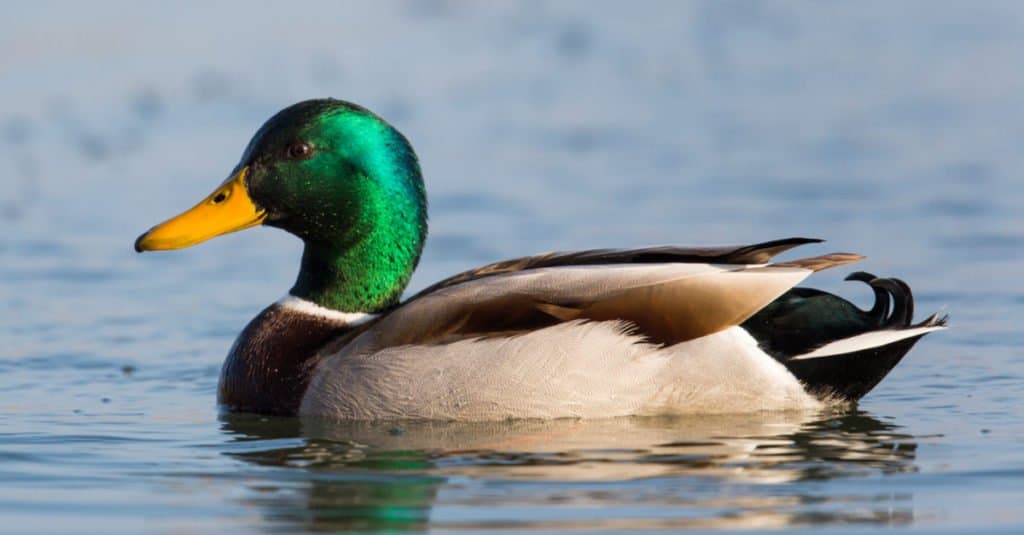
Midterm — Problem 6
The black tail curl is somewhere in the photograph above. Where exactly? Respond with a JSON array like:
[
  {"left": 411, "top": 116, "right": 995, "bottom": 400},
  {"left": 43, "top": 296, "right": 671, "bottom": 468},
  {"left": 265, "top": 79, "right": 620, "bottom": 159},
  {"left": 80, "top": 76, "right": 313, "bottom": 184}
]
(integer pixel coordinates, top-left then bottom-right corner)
[{"left": 742, "top": 272, "right": 946, "bottom": 402}]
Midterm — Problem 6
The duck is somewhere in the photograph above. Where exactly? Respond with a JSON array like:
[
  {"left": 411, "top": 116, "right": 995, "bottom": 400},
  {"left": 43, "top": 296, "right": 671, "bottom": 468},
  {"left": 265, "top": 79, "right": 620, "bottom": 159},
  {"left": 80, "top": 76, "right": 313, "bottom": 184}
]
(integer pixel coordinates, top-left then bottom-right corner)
[{"left": 134, "top": 98, "right": 946, "bottom": 421}]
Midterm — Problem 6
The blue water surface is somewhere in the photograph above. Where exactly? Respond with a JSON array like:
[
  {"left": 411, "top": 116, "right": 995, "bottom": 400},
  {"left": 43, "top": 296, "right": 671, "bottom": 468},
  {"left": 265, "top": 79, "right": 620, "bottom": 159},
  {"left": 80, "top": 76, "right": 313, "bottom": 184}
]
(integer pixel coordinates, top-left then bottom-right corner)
[{"left": 2, "top": 2, "right": 1023, "bottom": 533}]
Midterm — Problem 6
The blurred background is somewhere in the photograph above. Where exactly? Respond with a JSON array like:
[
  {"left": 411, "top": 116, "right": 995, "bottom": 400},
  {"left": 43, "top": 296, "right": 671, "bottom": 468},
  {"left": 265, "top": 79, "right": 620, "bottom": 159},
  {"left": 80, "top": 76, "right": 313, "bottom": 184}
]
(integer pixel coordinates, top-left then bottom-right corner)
[{"left": 2, "top": 2, "right": 1022, "bottom": 533}]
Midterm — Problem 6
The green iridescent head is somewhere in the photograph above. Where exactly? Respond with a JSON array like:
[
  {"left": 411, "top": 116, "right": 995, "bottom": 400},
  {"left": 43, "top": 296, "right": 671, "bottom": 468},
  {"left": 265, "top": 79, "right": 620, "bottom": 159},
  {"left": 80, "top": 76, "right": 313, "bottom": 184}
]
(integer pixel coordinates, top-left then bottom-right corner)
[{"left": 135, "top": 99, "right": 429, "bottom": 313}]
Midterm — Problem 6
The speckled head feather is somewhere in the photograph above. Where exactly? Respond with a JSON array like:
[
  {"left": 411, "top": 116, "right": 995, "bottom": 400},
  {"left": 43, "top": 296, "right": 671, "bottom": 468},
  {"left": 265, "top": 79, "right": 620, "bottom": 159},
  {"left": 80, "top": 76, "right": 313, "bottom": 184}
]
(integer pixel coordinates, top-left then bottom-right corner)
[{"left": 236, "top": 98, "right": 428, "bottom": 312}]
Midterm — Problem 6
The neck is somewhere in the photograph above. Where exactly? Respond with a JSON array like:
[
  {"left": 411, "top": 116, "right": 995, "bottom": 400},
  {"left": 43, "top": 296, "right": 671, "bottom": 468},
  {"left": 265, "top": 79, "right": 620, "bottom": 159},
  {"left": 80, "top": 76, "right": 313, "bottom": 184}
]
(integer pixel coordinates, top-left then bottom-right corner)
[{"left": 289, "top": 193, "right": 425, "bottom": 313}]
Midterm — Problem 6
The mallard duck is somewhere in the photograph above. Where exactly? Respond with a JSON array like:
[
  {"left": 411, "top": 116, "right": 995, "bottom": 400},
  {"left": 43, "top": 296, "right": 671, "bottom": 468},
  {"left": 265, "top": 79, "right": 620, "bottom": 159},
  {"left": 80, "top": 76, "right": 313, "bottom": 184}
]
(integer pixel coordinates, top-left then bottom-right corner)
[{"left": 135, "top": 99, "right": 945, "bottom": 420}]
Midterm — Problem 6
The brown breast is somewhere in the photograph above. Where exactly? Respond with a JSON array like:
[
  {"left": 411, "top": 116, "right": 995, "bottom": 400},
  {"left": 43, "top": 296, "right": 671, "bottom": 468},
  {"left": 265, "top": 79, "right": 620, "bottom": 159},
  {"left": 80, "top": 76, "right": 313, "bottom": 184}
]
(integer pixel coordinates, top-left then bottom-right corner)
[{"left": 217, "top": 304, "right": 353, "bottom": 416}]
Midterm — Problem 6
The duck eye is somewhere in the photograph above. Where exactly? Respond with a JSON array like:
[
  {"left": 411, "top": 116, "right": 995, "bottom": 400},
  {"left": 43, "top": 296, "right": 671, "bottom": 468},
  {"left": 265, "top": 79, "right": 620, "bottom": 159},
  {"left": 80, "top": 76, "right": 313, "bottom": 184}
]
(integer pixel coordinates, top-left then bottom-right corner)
[{"left": 287, "top": 142, "right": 314, "bottom": 159}]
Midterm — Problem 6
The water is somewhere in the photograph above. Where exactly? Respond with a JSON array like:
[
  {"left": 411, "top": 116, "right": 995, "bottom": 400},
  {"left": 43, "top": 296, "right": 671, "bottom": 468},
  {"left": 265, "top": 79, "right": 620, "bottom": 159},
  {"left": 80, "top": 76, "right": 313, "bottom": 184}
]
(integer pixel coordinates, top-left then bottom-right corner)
[{"left": 2, "top": 2, "right": 1023, "bottom": 532}]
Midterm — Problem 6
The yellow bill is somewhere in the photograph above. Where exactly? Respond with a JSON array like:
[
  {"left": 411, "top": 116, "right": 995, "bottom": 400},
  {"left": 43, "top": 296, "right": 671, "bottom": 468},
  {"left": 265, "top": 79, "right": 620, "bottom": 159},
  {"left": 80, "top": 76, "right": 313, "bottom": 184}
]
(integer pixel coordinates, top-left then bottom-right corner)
[{"left": 135, "top": 166, "right": 266, "bottom": 252}]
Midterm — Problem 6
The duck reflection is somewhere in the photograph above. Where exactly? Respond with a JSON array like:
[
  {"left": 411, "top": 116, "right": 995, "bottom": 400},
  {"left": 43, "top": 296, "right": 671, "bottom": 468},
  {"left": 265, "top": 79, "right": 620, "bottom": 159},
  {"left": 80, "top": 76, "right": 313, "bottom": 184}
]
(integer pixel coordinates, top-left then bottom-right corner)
[
  {"left": 219, "top": 409, "right": 917, "bottom": 531},
  {"left": 219, "top": 415, "right": 441, "bottom": 532}
]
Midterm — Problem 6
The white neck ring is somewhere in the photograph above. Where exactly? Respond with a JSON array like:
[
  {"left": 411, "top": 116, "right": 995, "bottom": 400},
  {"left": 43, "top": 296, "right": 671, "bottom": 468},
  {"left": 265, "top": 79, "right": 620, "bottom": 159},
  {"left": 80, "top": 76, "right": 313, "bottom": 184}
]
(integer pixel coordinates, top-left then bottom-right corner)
[{"left": 275, "top": 295, "right": 378, "bottom": 326}]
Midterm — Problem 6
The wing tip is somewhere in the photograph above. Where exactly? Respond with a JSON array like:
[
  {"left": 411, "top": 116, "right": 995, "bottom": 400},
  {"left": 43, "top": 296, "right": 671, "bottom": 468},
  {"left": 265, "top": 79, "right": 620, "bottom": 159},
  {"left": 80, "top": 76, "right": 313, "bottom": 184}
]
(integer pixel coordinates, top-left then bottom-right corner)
[{"left": 771, "top": 252, "right": 865, "bottom": 272}]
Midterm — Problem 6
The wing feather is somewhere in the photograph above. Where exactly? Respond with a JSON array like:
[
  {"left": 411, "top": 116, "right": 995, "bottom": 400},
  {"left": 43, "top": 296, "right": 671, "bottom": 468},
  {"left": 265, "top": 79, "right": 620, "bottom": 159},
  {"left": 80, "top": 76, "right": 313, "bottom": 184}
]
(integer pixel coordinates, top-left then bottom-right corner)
[
  {"left": 337, "top": 263, "right": 852, "bottom": 356},
  {"left": 322, "top": 239, "right": 864, "bottom": 356},
  {"left": 406, "top": 237, "right": 824, "bottom": 301}
]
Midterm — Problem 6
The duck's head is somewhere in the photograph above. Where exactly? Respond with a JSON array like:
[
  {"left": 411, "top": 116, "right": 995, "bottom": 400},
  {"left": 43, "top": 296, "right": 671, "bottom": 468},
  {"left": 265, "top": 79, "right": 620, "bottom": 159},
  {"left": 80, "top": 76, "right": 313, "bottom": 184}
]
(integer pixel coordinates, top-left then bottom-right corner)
[{"left": 135, "top": 99, "right": 427, "bottom": 313}]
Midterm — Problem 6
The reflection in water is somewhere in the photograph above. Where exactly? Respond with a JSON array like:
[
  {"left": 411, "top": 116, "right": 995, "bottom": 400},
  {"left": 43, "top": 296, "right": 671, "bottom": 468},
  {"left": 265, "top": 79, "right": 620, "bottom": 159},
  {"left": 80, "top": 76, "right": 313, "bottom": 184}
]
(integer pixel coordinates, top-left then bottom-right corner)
[
  {"left": 220, "top": 416, "right": 441, "bottom": 532},
  {"left": 219, "top": 409, "right": 917, "bottom": 531}
]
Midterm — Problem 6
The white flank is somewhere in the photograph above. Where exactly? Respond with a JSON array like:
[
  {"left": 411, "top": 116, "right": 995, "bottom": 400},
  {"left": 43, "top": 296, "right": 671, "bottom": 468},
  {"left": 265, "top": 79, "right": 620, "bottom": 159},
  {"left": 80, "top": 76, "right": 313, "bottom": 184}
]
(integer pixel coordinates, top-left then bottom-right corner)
[
  {"left": 276, "top": 295, "right": 378, "bottom": 326},
  {"left": 300, "top": 322, "right": 824, "bottom": 421},
  {"left": 790, "top": 325, "right": 946, "bottom": 361}
]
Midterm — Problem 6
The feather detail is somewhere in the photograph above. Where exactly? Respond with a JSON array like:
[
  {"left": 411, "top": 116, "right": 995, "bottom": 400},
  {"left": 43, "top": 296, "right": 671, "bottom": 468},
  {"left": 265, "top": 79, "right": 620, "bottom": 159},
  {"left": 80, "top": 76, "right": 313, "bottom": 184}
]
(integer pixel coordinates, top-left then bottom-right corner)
[
  {"left": 789, "top": 324, "right": 947, "bottom": 360},
  {"left": 407, "top": 237, "right": 824, "bottom": 300},
  {"left": 329, "top": 262, "right": 817, "bottom": 355},
  {"left": 771, "top": 252, "right": 865, "bottom": 272}
]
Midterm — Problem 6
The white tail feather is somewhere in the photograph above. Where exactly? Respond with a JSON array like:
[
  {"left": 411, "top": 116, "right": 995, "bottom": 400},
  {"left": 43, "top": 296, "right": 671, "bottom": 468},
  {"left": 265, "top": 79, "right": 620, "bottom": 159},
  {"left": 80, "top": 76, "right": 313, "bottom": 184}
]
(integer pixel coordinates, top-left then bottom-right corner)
[{"left": 790, "top": 325, "right": 946, "bottom": 361}]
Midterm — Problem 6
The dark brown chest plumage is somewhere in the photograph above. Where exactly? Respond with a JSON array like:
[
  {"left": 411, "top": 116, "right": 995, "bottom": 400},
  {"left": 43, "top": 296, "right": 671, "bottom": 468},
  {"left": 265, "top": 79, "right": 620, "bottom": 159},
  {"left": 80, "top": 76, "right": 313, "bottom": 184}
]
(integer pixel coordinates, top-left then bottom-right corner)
[{"left": 218, "top": 304, "right": 351, "bottom": 415}]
